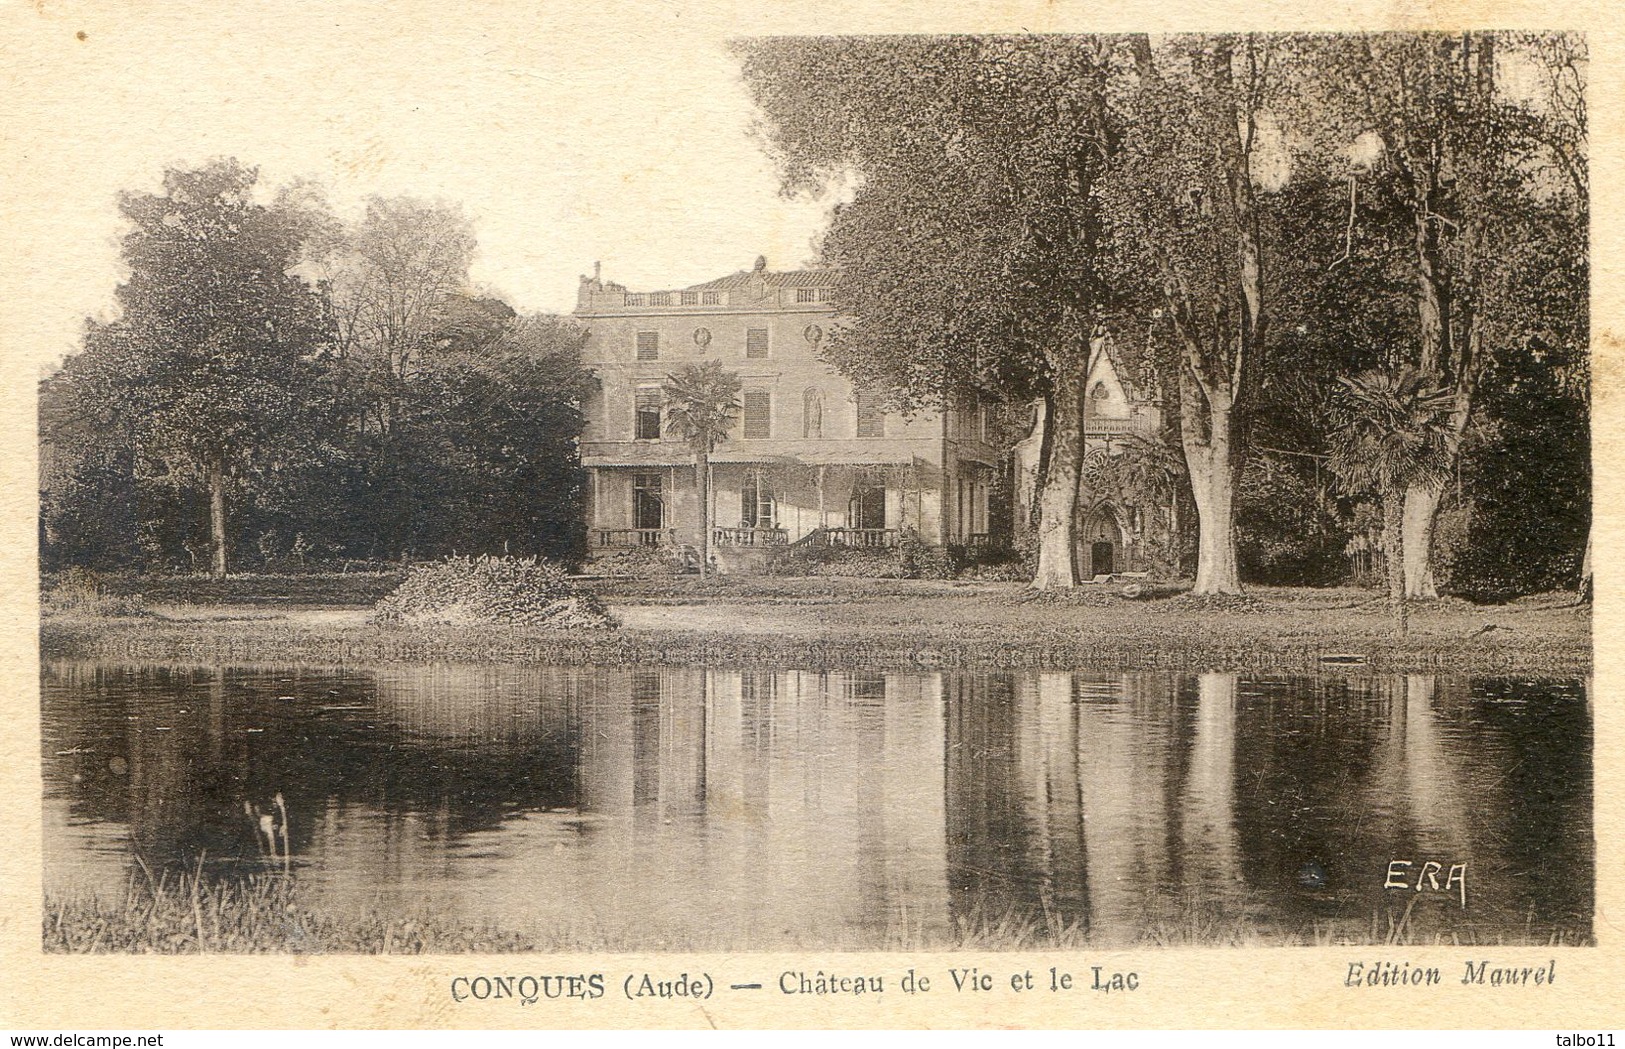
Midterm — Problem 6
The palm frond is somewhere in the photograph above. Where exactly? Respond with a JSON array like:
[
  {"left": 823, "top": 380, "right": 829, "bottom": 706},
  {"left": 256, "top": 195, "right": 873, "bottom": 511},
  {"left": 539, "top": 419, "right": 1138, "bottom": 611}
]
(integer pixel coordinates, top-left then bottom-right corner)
[
  {"left": 1325, "top": 366, "right": 1460, "bottom": 498},
  {"left": 661, "top": 360, "right": 742, "bottom": 452}
]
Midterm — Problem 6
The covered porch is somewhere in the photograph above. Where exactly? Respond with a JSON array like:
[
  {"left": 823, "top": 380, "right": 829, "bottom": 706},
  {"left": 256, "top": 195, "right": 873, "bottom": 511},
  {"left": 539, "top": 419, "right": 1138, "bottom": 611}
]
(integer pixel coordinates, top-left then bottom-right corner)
[{"left": 585, "top": 453, "right": 945, "bottom": 553}]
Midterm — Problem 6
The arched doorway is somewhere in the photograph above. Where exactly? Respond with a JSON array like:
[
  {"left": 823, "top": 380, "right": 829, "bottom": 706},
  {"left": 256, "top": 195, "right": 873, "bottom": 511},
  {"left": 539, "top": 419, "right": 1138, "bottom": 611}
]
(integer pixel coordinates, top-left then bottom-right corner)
[{"left": 1078, "top": 506, "right": 1123, "bottom": 579}]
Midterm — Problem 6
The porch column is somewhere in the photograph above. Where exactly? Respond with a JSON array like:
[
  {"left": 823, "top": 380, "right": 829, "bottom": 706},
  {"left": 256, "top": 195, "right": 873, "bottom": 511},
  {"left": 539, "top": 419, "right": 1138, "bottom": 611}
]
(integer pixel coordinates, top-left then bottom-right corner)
[
  {"left": 591, "top": 469, "right": 602, "bottom": 534},
  {"left": 818, "top": 465, "right": 826, "bottom": 529}
]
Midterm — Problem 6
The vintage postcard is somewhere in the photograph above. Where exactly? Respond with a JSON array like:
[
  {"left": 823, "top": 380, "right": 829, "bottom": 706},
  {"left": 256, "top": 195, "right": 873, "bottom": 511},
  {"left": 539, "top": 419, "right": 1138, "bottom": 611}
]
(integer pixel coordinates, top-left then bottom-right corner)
[{"left": 1, "top": 0, "right": 1616, "bottom": 1032}]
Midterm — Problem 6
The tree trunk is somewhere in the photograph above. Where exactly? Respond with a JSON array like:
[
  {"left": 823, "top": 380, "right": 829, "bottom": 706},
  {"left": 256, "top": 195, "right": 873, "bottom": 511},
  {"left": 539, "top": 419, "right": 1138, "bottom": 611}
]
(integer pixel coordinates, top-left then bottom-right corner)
[
  {"left": 1031, "top": 354, "right": 1086, "bottom": 589},
  {"left": 1181, "top": 672, "right": 1241, "bottom": 911},
  {"left": 1155, "top": 38, "right": 1260, "bottom": 597},
  {"left": 1401, "top": 482, "right": 1443, "bottom": 599},
  {"left": 1020, "top": 393, "right": 1056, "bottom": 552},
  {"left": 1383, "top": 490, "right": 1407, "bottom": 639},
  {"left": 1183, "top": 397, "right": 1242, "bottom": 596},
  {"left": 207, "top": 448, "right": 228, "bottom": 580},
  {"left": 696, "top": 450, "right": 710, "bottom": 580}
]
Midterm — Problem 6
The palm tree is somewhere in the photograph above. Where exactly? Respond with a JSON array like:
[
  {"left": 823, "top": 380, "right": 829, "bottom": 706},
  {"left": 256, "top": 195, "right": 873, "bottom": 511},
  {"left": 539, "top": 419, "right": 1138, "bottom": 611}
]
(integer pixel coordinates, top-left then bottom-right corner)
[
  {"left": 663, "top": 361, "right": 742, "bottom": 579},
  {"left": 1326, "top": 367, "right": 1459, "bottom": 637}
]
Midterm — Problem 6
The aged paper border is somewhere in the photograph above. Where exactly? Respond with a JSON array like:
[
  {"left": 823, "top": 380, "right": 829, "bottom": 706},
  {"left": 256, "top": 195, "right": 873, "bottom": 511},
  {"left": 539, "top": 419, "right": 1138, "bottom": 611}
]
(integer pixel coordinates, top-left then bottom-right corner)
[{"left": 1, "top": 0, "right": 1616, "bottom": 1030}]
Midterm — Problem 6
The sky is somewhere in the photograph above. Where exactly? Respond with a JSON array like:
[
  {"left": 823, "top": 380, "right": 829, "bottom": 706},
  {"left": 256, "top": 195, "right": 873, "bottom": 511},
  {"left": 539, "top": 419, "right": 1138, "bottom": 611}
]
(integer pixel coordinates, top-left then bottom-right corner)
[
  {"left": 2, "top": 1, "right": 865, "bottom": 376},
  {"left": 1, "top": 0, "right": 1606, "bottom": 386}
]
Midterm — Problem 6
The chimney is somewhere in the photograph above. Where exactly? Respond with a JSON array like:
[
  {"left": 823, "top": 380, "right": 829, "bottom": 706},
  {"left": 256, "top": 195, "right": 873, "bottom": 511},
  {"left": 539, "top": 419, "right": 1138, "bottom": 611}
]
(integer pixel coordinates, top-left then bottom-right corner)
[
  {"left": 594, "top": 261, "right": 602, "bottom": 281},
  {"left": 754, "top": 255, "right": 767, "bottom": 272}
]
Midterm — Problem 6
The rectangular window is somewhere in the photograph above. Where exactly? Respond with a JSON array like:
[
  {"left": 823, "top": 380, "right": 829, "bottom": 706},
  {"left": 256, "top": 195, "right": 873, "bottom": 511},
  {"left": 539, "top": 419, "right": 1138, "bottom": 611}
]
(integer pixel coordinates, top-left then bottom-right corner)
[
  {"left": 701, "top": 291, "right": 721, "bottom": 305},
  {"left": 796, "top": 288, "right": 819, "bottom": 303},
  {"left": 632, "top": 472, "right": 663, "bottom": 531},
  {"left": 855, "top": 391, "right": 885, "bottom": 438},
  {"left": 680, "top": 290, "right": 698, "bottom": 305},
  {"left": 952, "top": 394, "right": 980, "bottom": 439},
  {"left": 634, "top": 388, "right": 662, "bottom": 440},
  {"left": 740, "top": 470, "right": 777, "bottom": 529},
  {"left": 649, "top": 291, "right": 671, "bottom": 307},
  {"left": 742, "top": 388, "right": 771, "bottom": 439},
  {"left": 636, "top": 331, "right": 659, "bottom": 360},
  {"left": 746, "top": 328, "right": 770, "bottom": 359}
]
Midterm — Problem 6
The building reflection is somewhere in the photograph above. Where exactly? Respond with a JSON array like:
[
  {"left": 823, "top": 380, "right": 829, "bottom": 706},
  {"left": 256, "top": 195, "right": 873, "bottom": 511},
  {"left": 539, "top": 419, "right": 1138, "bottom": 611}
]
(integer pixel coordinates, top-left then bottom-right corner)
[
  {"left": 41, "top": 663, "right": 1592, "bottom": 946},
  {"left": 942, "top": 671, "right": 1191, "bottom": 942}
]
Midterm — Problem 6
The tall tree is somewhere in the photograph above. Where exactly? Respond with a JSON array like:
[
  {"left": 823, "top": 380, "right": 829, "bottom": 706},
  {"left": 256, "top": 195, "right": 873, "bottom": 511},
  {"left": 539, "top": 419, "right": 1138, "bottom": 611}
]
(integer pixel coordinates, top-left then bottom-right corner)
[
  {"left": 735, "top": 35, "right": 1118, "bottom": 588},
  {"left": 1314, "top": 32, "right": 1582, "bottom": 597},
  {"left": 393, "top": 298, "right": 593, "bottom": 562},
  {"left": 324, "top": 196, "right": 478, "bottom": 384},
  {"left": 663, "top": 361, "right": 742, "bottom": 579},
  {"left": 1102, "top": 35, "right": 1280, "bottom": 594},
  {"left": 309, "top": 196, "right": 483, "bottom": 560},
  {"left": 61, "top": 160, "right": 332, "bottom": 577}
]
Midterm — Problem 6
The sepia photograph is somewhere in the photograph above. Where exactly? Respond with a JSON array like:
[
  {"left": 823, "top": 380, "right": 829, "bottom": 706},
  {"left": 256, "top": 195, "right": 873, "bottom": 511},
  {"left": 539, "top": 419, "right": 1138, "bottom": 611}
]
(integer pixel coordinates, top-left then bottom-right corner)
[{"left": 4, "top": 0, "right": 1609, "bottom": 1032}]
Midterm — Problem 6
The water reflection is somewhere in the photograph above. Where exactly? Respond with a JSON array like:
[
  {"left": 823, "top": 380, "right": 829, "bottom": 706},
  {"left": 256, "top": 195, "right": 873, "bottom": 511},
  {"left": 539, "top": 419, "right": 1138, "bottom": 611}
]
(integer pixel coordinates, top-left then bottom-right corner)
[{"left": 42, "top": 664, "right": 1591, "bottom": 948}]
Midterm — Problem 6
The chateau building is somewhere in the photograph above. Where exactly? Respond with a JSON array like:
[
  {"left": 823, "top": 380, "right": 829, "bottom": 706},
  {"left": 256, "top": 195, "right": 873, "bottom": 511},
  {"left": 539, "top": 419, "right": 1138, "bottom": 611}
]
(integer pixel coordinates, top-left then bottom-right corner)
[
  {"left": 575, "top": 257, "right": 1164, "bottom": 578},
  {"left": 574, "top": 258, "right": 1002, "bottom": 558}
]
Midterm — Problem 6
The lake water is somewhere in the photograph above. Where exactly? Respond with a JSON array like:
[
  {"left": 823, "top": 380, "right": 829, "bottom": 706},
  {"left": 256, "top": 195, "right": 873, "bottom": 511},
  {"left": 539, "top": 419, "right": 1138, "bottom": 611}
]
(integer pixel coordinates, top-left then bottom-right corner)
[{"left": 41, "top": 663, "right": 1592, "bottom": 949}]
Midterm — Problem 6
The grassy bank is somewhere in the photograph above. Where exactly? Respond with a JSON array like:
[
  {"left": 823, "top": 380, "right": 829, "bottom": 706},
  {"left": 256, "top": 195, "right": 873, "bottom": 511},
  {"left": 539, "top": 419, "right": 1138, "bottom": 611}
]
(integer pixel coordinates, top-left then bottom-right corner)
[
  {"left": 45, "top": 873, "right": 534, "bottom": 954},
  {"left": 41, "top": 577, "right": 1591, "bottom": 675},
  {"left": 46, "top": 872, "right": 1589, "bottom": 953},
  {"left": 49, "top": 570, "right": 407, "bottom": 608}
]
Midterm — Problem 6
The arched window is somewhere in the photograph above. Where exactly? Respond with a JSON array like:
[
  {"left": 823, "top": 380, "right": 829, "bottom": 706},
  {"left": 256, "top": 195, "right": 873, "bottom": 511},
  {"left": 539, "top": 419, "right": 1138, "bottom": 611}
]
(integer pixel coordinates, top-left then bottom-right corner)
[{"left": 803, "top": 389, "right": 824, "bottom": 438}]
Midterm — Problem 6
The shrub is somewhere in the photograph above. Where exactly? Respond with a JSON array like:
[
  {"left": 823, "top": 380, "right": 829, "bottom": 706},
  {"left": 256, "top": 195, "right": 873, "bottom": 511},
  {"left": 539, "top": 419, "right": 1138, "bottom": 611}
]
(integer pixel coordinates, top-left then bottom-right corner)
[
  {"left": 898, "top": 528, "right": 960, "bottom": 580},
  {"left": 585, "top": 544, "right": 687, "bottom": 578},
  {"left": 957, "top": 560, "right": 1031, "bottom": 582},
  {"left": 371, "top": 556, "right": 617, "bottom": 629},
  {"left": 950, "top": 540, "right": 1025, "bottom": 581},
  {"left": 765, "top": 530, "right": 961, "bottom": 580},
  {"left": 41, "top": 566, "right": 148, "bottom": 618},
  {"left": 763, "top": 545, "right": 906, "bottom": 578}
]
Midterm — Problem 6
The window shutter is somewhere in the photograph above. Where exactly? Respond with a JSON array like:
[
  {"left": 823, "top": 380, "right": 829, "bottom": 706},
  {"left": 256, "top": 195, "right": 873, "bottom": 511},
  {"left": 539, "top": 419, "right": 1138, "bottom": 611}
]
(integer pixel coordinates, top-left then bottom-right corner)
[
  {"left": 856, "top": 392, "right": 885, "bottom": 438},
  {"left": 636, "top": 331, "right": 659, "bottom": 360},
  {"left": 746, "top": 328, "right": 770, "bottom": 358}
]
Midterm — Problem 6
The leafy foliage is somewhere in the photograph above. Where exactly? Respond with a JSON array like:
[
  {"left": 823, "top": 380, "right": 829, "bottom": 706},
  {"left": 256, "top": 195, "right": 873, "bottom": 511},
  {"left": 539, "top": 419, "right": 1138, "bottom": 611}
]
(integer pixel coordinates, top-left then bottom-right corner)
[
  {"left": 40, "top": 169, "right": 592, "bottom": 574},
  {"left": 736, "top": 36, "right": 1115, "bottom": 411},
  {"left": 662, "top": 361, "right": 741, "bottom": 453},
  {"left": 1326, "top": 366, "right": 1460, "bottom": 633},
  {"left": 1326, "top": 368, "right": 1459, "bottom": 501},
  {"left": 39, "top": 160, "right": 333, "bottom": 576},
  {"left": 41, "top": 567, "right": 149, "bottom": 619},
  {"left": 586, "top": 545, "right": 688, "bottom": 578},
  {"left": 1237, "top": 461, "right": 1348, "bottom": 587},
  {"left": 765, "top": 531, "right": 960, "bottom": 580}
]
